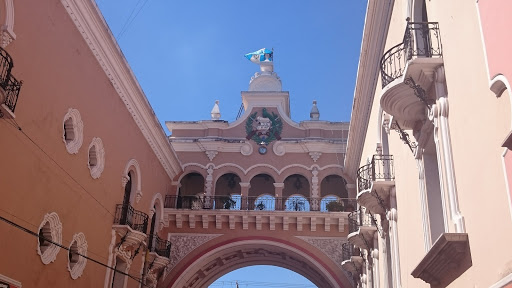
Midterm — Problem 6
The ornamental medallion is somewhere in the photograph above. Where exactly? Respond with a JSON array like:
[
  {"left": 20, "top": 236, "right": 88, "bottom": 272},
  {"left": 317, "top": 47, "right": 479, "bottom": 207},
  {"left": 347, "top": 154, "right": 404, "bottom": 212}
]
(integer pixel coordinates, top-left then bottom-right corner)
[{"left": 245, "top": 108, "right": 282, "bottom": 145}]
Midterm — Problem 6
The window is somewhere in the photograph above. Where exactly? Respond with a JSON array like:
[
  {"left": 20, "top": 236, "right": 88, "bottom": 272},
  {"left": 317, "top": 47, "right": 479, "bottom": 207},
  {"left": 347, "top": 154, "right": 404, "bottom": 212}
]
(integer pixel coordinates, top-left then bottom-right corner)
[
  {"left": 68, "top": 232, "right": 88, "bottom": 279},
  {"left": 37, "top": 212, "right": 62, "bottom": 265},
  {"left": 62, "top": 108, "right": 84, "bottom": 154},
  {"left": 88, "top": 137, "right": 105, "bottom": 179}
]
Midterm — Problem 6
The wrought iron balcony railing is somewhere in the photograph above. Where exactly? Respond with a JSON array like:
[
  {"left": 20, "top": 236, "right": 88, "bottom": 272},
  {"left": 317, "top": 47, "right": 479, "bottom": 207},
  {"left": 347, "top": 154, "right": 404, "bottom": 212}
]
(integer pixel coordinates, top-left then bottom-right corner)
[
  {"left": 4, "top": 73, "right": 21, "bottom": 112},
  {"left": 348, "top": 210, "right": 377, "bottom": 234},
  {"left": 164, "top": 195, "right": 357, "bottom": 213},
  {"left": 342, "top": 242, "right": 362, "bottom": 262},
  {"left": 380, "top": 22, "right": 442, "bottom": 88},
  {"left": 148, "top": 234, "right": 171, "bottom": 258},
  {"left": 357, "top": 155, "right": 395, "bottom": 192},
  {"left": 113, "top": 203, "right": 149, "bottom": 234},
  {"left": 0, "top": 46, "right": 21, "bottom": 113}
]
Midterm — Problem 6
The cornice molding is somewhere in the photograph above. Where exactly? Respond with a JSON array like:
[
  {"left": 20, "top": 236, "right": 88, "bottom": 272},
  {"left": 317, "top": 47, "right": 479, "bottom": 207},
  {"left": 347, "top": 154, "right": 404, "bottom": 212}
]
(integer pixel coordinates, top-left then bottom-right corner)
[
  {"left": 60, "top": 0, "right": 182, "bottom": 179},
  {"left": 345, "top": 0, "right": 395, "bottom": 178}
]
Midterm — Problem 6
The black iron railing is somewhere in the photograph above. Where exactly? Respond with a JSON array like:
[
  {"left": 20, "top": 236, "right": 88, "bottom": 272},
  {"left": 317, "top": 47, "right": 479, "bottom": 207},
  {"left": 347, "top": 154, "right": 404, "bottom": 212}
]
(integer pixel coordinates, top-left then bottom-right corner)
[
  {"left": 348, "top": 210, "right": 377, "bottom": 234},
  {"left": 342, "top": 242, "right": 361, "bottom": 262},
  {"left": 0, "top": 46, "right": 21, "bottom": 113},
  {"left": 4, "top": 73, "right": 21, "bottom": 112},
  {"left": 357, "top": 155, "right": 395, "bottom": 192},
  {"left": 380, "top": 22, "right": 442, "bottom": 88},
  {"left": 164, "top": 195, "right": 357, "bottom": 213},
  {"left": 148, "top": 234, "right": 171, "bottom": 258},
  {"left": 113, "top": 204, "right": 149, "bottom": 234}
]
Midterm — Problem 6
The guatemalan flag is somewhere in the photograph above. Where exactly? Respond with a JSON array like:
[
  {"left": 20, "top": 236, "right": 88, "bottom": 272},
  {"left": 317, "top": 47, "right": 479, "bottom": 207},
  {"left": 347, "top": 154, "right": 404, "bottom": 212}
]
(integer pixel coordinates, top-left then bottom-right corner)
[{"left": 244, "top": 48, "right": 273, "bottom": 64}]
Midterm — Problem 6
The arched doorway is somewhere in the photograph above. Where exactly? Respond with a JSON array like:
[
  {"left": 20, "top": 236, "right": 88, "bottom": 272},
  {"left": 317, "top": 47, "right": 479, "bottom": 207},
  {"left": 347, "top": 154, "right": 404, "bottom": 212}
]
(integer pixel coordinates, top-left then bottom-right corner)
[
  {"left": 178, "top": 172, "right": 205, "bottom": 209},
  {"left": 215, "top": 173, "right": 242, "bottom": 209},
  {"left": 249, "top": 174, "right": 276, "bottom": 210},
  {"left": 283, "top": 174, "right": 310, "bottom": 211}
]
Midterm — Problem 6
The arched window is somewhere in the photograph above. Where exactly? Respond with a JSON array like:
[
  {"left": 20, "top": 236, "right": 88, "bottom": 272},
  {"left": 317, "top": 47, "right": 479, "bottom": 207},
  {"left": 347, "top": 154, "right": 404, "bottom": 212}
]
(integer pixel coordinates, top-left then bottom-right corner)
[
  {"left": 320, "top": 175, "right": 348, "bottom": 198},
  {"left": 178, "top": 172, "right": 205, "bottom": 209},
  {"left": 214, "top": 173, "right": 241, "bottom": 209},
  {"left": 283, "top": 174, "right": 310, "bottom": 199}
]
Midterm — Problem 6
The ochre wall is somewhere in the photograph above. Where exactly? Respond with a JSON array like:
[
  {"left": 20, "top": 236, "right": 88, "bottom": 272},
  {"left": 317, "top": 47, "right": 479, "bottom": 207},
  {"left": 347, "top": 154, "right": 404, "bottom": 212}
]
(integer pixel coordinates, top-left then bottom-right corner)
[{"left": 0, "top": 1, "right": 176, "bottom": 287}]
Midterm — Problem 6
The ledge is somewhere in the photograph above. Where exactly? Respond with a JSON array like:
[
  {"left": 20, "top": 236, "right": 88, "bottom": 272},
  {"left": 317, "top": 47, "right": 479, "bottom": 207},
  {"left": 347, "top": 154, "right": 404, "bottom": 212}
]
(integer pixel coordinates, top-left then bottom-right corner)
[{"left": 411, "top": 233, "right": 471, "bottom": 287}]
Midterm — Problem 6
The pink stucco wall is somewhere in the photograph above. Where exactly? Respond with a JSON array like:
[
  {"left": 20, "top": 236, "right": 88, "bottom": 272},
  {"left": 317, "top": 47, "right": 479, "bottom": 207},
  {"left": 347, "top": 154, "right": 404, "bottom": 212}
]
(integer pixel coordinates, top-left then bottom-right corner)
[{"left": 478, "top": 0, "right": 512, "bottom": 80}]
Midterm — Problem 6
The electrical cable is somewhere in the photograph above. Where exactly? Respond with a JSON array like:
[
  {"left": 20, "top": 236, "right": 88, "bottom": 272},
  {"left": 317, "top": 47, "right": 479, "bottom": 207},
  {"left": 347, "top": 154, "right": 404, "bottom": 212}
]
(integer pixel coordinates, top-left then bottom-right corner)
[
  {"left": 3, "top": 118, "right": 115, "bottom": 220},
  {"left": 0, "top": 213, "right": 151, "bottom": 287},
  {"left": 117, "top": 0, "right": 151, "bottom": 40}
]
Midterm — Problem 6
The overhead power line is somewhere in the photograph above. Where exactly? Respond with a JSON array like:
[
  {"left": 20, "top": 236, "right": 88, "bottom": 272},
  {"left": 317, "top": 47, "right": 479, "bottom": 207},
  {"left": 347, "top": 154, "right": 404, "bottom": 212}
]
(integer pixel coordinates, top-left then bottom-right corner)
[
  {"left": 117, "top": 0, "right": 151, "bottom": 39},
  {"left": 0, "top": 213, "right": 151, "bottom": 287}
]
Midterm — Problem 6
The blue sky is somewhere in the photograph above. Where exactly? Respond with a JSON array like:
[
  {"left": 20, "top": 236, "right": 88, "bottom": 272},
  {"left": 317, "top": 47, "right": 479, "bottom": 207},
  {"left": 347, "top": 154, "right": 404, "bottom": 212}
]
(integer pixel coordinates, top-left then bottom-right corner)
[{"left": 96, "top": 0, "right": 367, "bottom": 286}]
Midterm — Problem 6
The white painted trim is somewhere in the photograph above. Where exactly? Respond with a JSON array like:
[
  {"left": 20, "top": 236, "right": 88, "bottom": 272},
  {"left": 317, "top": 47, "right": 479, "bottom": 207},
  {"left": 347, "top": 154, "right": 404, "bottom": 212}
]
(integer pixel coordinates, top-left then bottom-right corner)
[
  {"left": 37, "top": 212, "right": 63, "bottom": 265},
  {"left": 345, "top": 0, "right": 395, "bottom": 178},
  {"left": 123, "top": 159, "right": 142, "bottom": 203},
  {"left": 63, "top": 108, "right": 84, "bottom": 155},
  {"left": 490, "top": 74, "right": 511, "bottom": 98},
  {"left": 501, "top": 149, "right": 512, "bottom": 225},
  {"left": 182, "top": 162, "right": 345, "bottom": 178},
  {"left": 68, "top": 232, "right": 88, "bottom": 280},
  {"left": 150, "top": 193, "right": 165, "bottom": 231},
  {"left": 103, "top": 230, "right": 117, "bottom": 288},
  {"left": 476, "top": 1, "right": 491, "bottom": 84},
  {"left": 88, "top": 137, "right": 105, "bottom": 179},
  {"left": 0, "top": 274, "right": 21, "bottom": 287},
  {"left": 490, "top": 272, "right": 512, "bottom": 288},
  {"left": 0, "top": 0, "right": 16, "bottom": 48},
  {"left": 59, "top": 0, "right": 182, "bottom": 179}
]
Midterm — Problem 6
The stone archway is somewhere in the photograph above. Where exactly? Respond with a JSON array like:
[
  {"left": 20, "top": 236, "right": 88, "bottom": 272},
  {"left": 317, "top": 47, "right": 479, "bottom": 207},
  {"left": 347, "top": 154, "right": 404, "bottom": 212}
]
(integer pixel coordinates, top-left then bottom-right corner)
[{"left": 165, "top": 237, "right": 351, "bottom": 288}]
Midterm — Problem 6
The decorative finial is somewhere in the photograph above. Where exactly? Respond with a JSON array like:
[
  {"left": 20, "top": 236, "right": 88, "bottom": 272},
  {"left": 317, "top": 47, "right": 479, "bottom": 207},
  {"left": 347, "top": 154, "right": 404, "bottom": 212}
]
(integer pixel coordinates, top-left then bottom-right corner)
[
  {"left": 211, "top": 100, "right": 221, "bottom": 120},
  {"left": 310, "top": 100, "right": 320, "bottom": 120}
]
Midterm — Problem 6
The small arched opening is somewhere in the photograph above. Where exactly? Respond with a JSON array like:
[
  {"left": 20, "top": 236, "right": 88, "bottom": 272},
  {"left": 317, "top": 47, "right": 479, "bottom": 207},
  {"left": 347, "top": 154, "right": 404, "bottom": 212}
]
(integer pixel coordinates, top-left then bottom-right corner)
[{"left": 178, "top": 172, "right": 206, "bottom": 209}]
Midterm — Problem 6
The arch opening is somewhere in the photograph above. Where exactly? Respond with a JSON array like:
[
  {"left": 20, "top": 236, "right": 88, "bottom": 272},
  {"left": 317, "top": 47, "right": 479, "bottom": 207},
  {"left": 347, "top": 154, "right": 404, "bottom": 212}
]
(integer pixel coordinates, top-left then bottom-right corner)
[{"left": 165, "top": 238, "right": 350, "bottom": 288}]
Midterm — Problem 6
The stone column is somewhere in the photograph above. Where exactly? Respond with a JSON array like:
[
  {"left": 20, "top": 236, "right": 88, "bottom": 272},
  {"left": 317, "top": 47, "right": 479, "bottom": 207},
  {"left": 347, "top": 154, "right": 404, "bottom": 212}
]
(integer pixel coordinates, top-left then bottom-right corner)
[
  {"left": 203, "top": 164, "right": 214, "bottom": 209},
  {"left": 433, "top": 66, "right": 465, "bottom": 233},
  {"left": 379, "top": 231, "right": 390, "bottom": 288},
  {"left": 372, "top": 233, "right": 380, "bottom": 288},
  {"left": 239, "top": 182, "right": 251, "bottom": 210},
  {"left": 274, "top": 183, "right": 284, "bottom": 211},
  {"left": 386, "top": 187, "right": 402, "bottom": 288},
  {"left": 310, "top": 168, "right": 320, "bottom": 211},
  {"left": 415, "top": 149, "right": 432, "bottom": 251}
]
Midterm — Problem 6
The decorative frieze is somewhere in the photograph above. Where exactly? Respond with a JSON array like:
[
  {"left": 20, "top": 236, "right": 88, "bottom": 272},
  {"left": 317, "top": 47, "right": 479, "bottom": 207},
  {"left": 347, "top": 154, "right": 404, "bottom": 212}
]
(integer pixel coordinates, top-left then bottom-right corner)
[
  {"left": 167, "top": 233, "right": 222, "bottom": 271},
  {"left": 296, "top": 236, "right": 348, "bottom": 268}
]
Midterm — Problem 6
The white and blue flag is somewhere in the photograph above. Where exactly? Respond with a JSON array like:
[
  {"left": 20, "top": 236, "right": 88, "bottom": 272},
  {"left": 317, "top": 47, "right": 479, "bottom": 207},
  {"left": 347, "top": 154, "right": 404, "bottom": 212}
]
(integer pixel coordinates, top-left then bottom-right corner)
[{"left": 245, "top": 48, "right": 273, "bottom": 64}]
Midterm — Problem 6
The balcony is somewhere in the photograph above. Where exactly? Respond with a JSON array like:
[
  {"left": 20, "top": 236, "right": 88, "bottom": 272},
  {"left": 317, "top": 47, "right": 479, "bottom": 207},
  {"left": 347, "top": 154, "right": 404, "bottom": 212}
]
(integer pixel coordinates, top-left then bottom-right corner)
[
  {"left": 164, "top": 195, "right": 357, "bottom": 213},
  {"left": 341, "top": 242, "right": 364, "bottom": 278},
  {"left": 347, "top": 210, "right": 378, "bottom": 250},
  {"left": 148, "top": 234, "right": 171, "bottom": 258},
  {"left": 0, "top": 47, "right": 21, "bottom": 119},
  {"left": 112, "top": 203, "right": 149, "bottom": 247},
  {"left": 412, "top": 233, "right": 471, "bottom": 287},
  {"left": 380, "top": 22, "right": 442, "bottom": 129},
  {"left": 146, "top": 233, "right": 172, "bottom": 287},
  {"left": 356, "top": 155, "right": 395, "bottom": 214}
]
